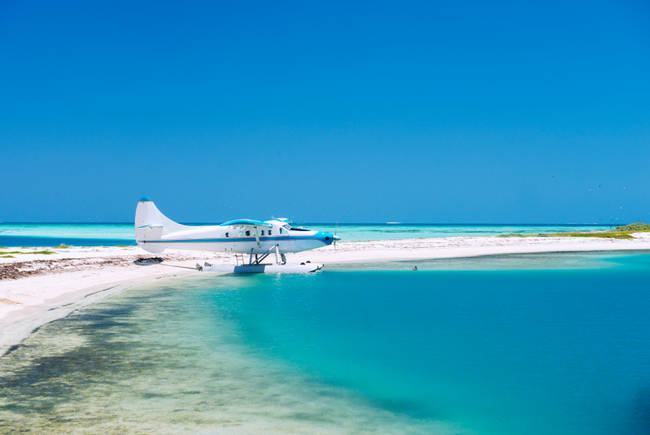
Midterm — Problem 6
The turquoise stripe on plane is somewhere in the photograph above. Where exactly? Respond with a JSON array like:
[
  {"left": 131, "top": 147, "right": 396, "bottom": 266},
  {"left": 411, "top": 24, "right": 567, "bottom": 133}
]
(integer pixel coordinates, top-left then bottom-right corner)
[{"left": 141, "top": 235, "right": 321, "bottom": 243}]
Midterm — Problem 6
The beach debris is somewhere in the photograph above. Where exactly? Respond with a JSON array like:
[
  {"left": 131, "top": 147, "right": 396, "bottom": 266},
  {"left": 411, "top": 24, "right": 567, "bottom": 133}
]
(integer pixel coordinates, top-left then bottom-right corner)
[
  {"left": 0, "top": 258, "right": 131, "bottom": 280},
  {"left": 134, "top": 257, "right": 164, "bottom": 266}
]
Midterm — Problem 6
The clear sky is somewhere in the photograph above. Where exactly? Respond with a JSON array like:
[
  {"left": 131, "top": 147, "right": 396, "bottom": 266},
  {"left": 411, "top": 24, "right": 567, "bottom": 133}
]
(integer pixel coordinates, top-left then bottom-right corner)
[{"left": 1, "top": 0, "right": 649, "bottom": 223}]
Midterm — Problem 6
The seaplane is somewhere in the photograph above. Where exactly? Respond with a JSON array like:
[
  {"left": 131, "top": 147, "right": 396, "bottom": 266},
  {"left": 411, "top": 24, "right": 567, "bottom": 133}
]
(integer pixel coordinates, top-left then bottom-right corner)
[{"left": 135, "top": 197, "right": 339, "bottom": 273}]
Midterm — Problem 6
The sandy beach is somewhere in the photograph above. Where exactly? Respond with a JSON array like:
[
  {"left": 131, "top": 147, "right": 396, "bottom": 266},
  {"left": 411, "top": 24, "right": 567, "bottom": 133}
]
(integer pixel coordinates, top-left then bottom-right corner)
[{"left": 2, "top": 233, "right": 650, "bottom": 356}]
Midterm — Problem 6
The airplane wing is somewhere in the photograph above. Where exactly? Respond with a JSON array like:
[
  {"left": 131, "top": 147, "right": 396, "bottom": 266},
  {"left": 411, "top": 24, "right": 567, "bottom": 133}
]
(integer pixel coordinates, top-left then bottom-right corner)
[{"left": 219, "top": 219, "right": 272, "bottom": 228}]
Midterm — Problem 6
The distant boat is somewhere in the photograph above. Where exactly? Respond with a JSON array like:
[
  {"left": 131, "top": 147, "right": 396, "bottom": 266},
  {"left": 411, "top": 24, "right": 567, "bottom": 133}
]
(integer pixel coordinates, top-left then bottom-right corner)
[{"left": 386, "top": 222, "right": 401, "bottom": 225}]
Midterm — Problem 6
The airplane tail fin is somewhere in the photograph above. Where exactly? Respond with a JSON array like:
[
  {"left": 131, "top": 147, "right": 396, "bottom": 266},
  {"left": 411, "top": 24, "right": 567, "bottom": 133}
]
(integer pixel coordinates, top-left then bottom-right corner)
[{"left": 135, "top": 197, "right": 187, "bottom": 253}]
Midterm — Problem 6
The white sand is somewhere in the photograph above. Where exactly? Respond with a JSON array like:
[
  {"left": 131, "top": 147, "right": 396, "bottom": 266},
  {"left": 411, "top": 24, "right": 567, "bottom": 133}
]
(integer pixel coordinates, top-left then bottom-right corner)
[{"left": 2, "top": 234, "right": 650, "bottom": 355}]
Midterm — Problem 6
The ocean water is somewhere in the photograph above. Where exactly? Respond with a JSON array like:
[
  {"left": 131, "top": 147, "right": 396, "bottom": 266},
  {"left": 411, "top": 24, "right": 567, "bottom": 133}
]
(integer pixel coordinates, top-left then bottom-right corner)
[
  {"left": 2, "top": 252, "right": 650, "bottom": 434},
  {"left": 0, "top": 223, "right": 135, "bottom": 247},
  {"left": 0, "top": 223, "right": 616, "bottom": 246}
]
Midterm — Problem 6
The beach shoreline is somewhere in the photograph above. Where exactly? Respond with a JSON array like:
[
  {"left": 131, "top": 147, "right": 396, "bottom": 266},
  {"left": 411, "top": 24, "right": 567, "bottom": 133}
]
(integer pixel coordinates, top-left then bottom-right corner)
[{"left": 2, "top": 233, "right": 650, "bottom": 356}]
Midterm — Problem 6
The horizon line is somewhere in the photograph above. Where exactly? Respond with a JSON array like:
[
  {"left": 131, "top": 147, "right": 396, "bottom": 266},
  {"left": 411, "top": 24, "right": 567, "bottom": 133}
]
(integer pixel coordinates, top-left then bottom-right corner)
[{"left": 0, "top": 221, "right": 622, "bottom": 226}]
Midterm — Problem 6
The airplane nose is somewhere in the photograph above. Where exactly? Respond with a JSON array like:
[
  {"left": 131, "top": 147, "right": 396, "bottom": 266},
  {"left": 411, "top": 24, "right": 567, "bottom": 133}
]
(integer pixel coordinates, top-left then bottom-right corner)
[{"left": 320, "top": 232, "right": 337, "bottom": 244}]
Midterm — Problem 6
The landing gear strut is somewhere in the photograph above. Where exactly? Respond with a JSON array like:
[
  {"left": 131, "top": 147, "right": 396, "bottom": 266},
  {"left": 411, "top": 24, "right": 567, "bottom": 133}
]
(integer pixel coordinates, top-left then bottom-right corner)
[{"left": 248, "top": 245, "right": 286, "bottom": 265}]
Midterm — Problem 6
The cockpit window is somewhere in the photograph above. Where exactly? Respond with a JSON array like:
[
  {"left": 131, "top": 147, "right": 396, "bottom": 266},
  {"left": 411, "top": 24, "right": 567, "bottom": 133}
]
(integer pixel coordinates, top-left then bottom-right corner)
[{"left": 289, "top": 227, "right": 310, "bottom": 231}]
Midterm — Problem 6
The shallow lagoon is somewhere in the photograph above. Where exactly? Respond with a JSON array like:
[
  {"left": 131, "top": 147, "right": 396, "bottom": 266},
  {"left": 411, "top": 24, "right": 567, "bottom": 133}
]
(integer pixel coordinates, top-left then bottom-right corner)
[{"left": 2, "top": 252, "right": 650, "bottom": 434}]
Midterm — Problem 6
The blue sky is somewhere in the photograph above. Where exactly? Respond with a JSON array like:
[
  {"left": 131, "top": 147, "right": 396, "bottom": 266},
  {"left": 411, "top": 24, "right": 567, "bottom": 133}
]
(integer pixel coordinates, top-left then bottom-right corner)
[{"left": 1, "top": 0, "right": 649, "bottom": 223}]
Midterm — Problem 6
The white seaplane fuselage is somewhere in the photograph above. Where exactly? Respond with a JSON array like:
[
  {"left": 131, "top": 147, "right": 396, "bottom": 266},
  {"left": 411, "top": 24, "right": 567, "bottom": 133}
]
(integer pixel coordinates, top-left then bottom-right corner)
[{"left": 135, "top": 198, "right": 337, "bottom": 256}]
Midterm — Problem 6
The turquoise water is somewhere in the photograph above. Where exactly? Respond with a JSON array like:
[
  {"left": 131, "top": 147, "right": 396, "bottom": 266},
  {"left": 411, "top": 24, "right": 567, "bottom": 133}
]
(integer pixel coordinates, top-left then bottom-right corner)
[
  {"left": 2, "top": 252, "right": 650, "bottom": 433},
  {"left": 0, "top": 223, "right": 616, "bottom": 246}
]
